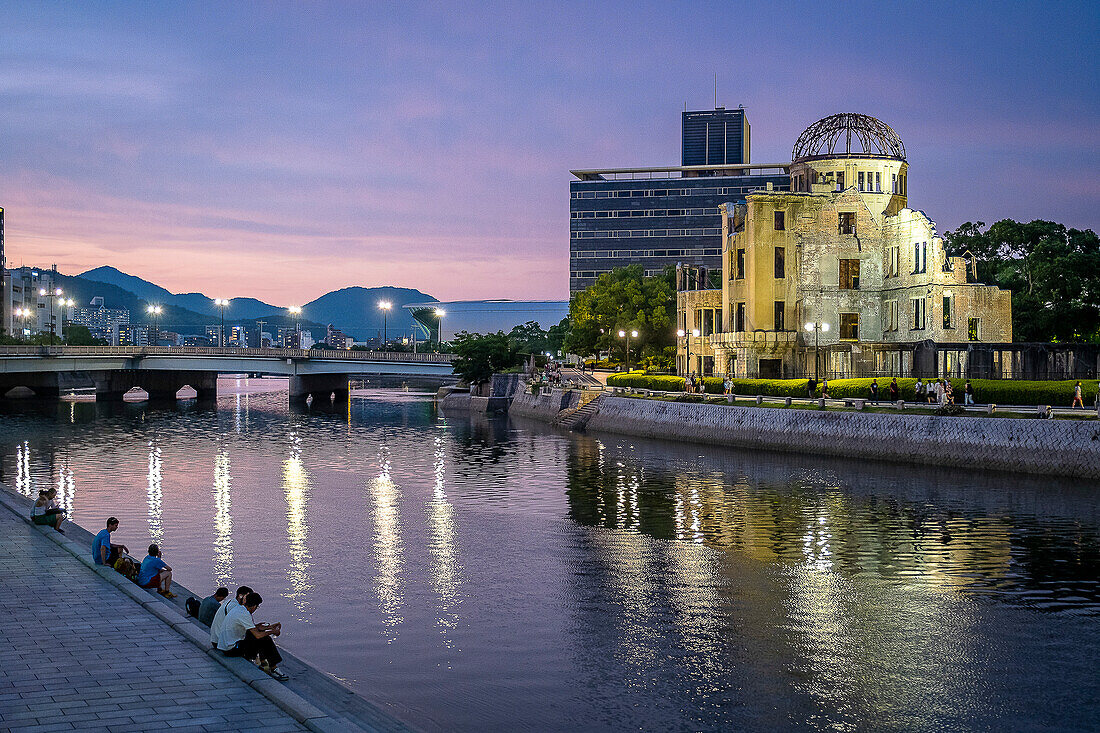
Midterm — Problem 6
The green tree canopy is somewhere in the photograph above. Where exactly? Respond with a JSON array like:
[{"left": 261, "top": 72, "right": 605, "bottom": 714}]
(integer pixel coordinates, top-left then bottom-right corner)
[
  {"left": 944, "top": 219, "right": 1100, "bottom": 342},
  {"left": 451, "top": 331, "right": 517, "bottom": 384},
  {"left": 564, "top": 265, "right": 675, "bottom": 358}
]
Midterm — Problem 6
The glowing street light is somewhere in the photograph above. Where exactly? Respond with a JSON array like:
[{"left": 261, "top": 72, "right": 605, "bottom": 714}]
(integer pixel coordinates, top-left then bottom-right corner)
[
  {"left": 15, "top": 307, "right": 33, "bottom": 337},
  {"left": 288, "top": 306, "right": 302, "bottom": 348},
  {"left": 38, "top": 287, "right": 64, "bottom": 342},
  {"left": 677, "top": 328, "right": 700, "bottom": 377},
  {"left": 146, "top": 305, "right": 162, "bottom": 345},
  {"left": 378, "top": 301, "right": 391, "bottom": 350},
  {"left": 617, "top": 329, "right": 639, "bottom": 371},
  {"left": 434, "top": 308, "right": 446, "bottom": 348},
  {"left": 213, "top": 299, "right": 230, "bottom": 346}
]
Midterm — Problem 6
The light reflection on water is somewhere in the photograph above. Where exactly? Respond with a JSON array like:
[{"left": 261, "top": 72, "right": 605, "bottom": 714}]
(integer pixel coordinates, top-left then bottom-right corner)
[{"left": 0, "top": 381, "right": 1097, "bottom": 732}]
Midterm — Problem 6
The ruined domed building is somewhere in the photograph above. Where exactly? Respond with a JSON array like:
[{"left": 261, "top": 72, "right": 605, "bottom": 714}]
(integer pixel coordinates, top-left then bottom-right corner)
[{"left": 677, "top": 113, "right": 1013, "bottom": 379}]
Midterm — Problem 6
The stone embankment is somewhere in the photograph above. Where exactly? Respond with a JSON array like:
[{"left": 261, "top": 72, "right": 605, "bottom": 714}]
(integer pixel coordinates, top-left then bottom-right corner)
[{"left": 582, "top": 396, "right": 1100, "bottom": 479}]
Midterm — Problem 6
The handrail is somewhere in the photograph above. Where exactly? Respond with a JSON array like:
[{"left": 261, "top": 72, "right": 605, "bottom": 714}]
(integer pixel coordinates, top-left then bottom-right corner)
[{"left": 0, "top": 345, "right": 454, "bottom": 363}]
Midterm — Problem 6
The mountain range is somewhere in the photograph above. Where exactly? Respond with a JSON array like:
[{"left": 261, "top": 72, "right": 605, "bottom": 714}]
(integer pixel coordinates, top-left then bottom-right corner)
[{"left": 68, "top": 266, "right": 437, "bottom": 339}]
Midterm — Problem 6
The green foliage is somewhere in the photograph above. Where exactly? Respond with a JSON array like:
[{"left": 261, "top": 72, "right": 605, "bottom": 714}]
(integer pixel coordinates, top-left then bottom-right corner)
[
  {"left": 944, "top": 219, "right": 1100, "bottom": 342},
  {"left": 62, "top": 325, "right": 107, "bottom": 345},
  {"left": 564, "top": 265, "right": 676, "bottom": 359},
  {"left": 639, "top": 346, "right": 676, "bottom": 373},
  {"left": 607, "top": 373, "right": 1098, "bottom": 406},
  {"left": 450, "top": 331, "right": 517, "bottom": 384}
]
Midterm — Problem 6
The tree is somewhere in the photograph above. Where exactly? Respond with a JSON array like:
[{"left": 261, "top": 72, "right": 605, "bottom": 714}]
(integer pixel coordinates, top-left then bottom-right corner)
[
  {"left": 63, "top": 324, "right": 107, "bottom": 346},
  {"left": 564, "top": 265, "right": 676, "bottom": 359},
  {"left": 944, "top": 219, "right": 1100, "bottom": 342},
  {"left": 507, "top": 321, "right": 549, "bottom": 356},
  {"left": 450, "top": 331, "right": 517, "bottom": 385}
]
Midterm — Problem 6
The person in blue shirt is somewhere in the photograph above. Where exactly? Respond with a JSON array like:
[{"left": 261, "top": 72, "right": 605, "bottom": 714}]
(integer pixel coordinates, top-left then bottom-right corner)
[
  {"left": 137, "top": 544, "right": 175, "bottom": 598},
  {"left": 92, "top": 517, "right": 127, "bottom": 566}
]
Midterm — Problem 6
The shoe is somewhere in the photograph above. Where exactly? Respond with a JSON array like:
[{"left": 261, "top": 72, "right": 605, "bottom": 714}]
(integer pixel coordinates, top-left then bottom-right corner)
[
  {"left": 270, "top": 668, "right": 289, "bottom": 681},
  {"left": 158, "top": 590, "right": 177, "bottom": 599}
]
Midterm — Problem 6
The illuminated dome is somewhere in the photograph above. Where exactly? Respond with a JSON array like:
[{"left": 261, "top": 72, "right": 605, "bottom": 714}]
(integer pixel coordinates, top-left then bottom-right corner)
[{"left": 792, "top": 113, "right": 906, "bottom": 162}]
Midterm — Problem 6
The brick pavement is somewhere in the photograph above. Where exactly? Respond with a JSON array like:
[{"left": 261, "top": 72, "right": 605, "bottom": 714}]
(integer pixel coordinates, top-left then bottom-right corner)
[{"left": 0, "top": 509, "right": 307, "bottom": 733}]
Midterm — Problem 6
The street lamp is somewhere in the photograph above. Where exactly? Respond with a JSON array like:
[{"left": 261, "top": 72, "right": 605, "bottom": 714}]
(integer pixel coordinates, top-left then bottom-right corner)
[
  {"left": 146, "top": 305, "right": 162, "bottom": 346},
  {"left": 39, "top": 287, "right": 63, "bottom": 343},
  {"left": 378, "top": 301, "right": 391, "bottom": 350},
  {"left": 61, "top": 298, "right": 74, "bottom": 340},
  {"left": 288, "top": 306, "right": 302, "bottom": 348},
  {"left": 804, "top": 321, "right": 831, "bottom": 381},
  {"left": 15, "top": 307, "right": 32, "bottom": 338},
  {"left": 617, "top": 329, "right": 639, "bottom": 371},
  {"left": 676, "top": 328, "right": 700, "bottom": 377},
  {"left": 434, "top": 308, "right": 445, "bottom": 348},
  {"left": 213, "top": 299, "right": 229, "bottom": 347}
]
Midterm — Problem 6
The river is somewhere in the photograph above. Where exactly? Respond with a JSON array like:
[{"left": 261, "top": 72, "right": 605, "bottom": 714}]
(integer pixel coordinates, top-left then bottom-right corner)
[{"left": 0, "top": 378, "right": 1097, "bottom": 732}]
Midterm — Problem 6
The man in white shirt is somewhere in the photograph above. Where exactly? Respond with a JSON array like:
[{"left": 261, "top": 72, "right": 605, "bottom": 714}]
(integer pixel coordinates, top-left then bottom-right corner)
[
  {"left": 215, "top": 591, "right": 287, "bottom": 681},
  {"left": 210, "top": 585, "right": 251, "bottom": 647}
]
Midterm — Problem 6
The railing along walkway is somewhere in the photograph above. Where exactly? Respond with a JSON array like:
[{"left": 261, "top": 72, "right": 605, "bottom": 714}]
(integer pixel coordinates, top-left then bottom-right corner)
[{"left": 0, "top": 345, "right": 453, "bottom": 363}]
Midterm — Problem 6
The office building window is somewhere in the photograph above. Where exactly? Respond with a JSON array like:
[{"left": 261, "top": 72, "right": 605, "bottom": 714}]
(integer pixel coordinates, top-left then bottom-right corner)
[
  {"left": 735, "top": 302, "right": 746, "bottom": 332},
  {"left": 875, "top": 172, "right": 882, "bottom": 192},
  {"left": 968, "top": 318, "right": 981, "bottom": 341},
  {"left": 839, "top": 212, "right": 856, "bottom": 235},
  {"left": 736, "top": 248, "right": 745, "bottom": 279},
  {"left": 774, "top": 210, "right": 785, "bottom": 230},
  {"left": 774, "top": 247, "right": 785, "bottom": 278},
  {"left": 839, "top": 313, "right": 859, "bottom": 341},
  {"left": 839, "top": 259, "right": 860, "bottom": 289},
  {"left": 858, "top": 172, "right": 865, "bottom": 191},
  {"left": 943, "top": 294, "right": 953, "bottom": 328},
  {"left": 774, "top": 301, "right": 785, "bottom": 331},
  {"left": 911, "top": 297, "right": 926, "bottom": 330}
]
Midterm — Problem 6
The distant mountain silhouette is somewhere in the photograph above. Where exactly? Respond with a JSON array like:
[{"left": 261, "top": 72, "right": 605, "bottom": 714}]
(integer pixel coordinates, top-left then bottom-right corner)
[{"left": 74, "top": 266, "right": 435, "bottom": 338}]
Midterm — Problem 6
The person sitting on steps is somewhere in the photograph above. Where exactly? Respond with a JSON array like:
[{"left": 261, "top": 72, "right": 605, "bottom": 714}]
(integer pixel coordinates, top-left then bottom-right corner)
[
  {"left": 198, "top": 587, "right": 229, "bottom": 627},
  {"left": 92, "top": 517, "right": 128, "bottom": 566},
  {"left": 215, "top": 591, "right": 289, "bottom": 681},
  {"left": 137, "top": 544, "right": 176, "bottom": 598},
  {"left": 31, "top": 489, "right": 65, "bottom": 532}
]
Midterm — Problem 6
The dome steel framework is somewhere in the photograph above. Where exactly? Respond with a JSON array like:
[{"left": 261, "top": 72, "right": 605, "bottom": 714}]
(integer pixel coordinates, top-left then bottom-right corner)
[{"left": 792, "top": 113, "right": 906, "bottom": 162}]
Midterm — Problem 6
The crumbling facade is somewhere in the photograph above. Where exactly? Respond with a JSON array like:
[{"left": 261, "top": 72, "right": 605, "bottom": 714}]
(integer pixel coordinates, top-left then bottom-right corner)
[{"left": 677, "top": 113, "right": 1013, "bottom": 378}]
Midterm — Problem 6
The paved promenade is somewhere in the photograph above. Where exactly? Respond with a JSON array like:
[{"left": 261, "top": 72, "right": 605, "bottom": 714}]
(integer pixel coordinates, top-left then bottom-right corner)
[{"left": 0, "top": 507, "right": 308, "bottom": 733}]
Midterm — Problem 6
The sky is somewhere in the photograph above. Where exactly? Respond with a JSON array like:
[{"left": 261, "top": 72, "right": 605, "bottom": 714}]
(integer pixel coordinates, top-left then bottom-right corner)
[{"left": 1, "top": 1, "right": 1097, "bottom": 304}]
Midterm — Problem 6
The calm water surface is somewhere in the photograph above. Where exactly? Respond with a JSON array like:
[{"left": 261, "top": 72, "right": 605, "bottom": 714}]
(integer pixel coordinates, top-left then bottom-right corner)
[{"left": 1, "top": 378, "right": 1097, "bottom": 732}]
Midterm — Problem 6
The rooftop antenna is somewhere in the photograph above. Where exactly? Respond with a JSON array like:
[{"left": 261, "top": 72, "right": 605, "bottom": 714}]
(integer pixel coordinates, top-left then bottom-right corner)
[{"left": 714, "top": 74, "right": 718, "bottom": 108}]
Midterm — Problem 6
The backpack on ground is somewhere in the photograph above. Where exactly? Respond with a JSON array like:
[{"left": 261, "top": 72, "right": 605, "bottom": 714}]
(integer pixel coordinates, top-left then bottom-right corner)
[{"left": 185, "top": 597, "right": 201, "bottom": 618}]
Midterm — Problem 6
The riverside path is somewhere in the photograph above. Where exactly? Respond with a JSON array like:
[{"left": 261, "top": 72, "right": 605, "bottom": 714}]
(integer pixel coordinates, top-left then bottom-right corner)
[{"left": 0, "top": 505, "right": 308, "bottom": 733}]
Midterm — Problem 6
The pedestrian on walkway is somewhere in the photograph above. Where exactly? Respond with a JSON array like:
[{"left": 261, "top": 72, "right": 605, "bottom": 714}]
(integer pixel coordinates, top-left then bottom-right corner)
[
  {"left": 723, "top": 376, "right": 732, "bottom": 396},
  {"left": 869, "top": 379, "right": 879, "bottom": 404},
  {"left": 92, "top": 517, "right": 128, "bottom": 566},
  {"left": 198, "top": 587, "right": 230, "bottom": 627},
  {"left": 964, "top": 380, "right": 975, "bottom": 405},
  {"left": 807, "top": 377, "right": 817, "bottom": 397},
  {"left": 137, "top": 544, "right": 176, "bottom": 598},
  {"left": 216, "top": 591, "right": 289, "bottom": 681},
  {"left": 821, "top": 378, "right": 831, "bottom": 399},
  {"left": 888, "top": 378, "right": 900, "bottom": 402},
  {"left": 1072, "top": 381, "right": 1084, "bottom": 408},
  {"left": 915, "top": 378, "right": 924, "bottom": 402},
  {"left": 944, "top": 380, "right": 954, "bottom": 405}
]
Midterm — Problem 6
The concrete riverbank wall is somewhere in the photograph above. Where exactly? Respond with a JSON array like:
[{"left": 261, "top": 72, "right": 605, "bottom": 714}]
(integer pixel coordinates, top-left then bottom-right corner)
[
  {"left": 506, "top": 389, "right": 581, "bottom": 421},
  {"left": 581, "top": 396, "right": 1100, "bottom": 479}
]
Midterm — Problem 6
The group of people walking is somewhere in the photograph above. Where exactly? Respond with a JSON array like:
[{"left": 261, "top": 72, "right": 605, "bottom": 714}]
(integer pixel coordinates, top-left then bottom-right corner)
[{"left": 90, "top": 517, "right": 289, "bottom": 682}]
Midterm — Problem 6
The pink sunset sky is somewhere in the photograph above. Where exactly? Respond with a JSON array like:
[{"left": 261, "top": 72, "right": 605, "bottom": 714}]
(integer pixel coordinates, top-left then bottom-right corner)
[{"left": 1, "top": 1, "right": 1097, "bottom": 304}]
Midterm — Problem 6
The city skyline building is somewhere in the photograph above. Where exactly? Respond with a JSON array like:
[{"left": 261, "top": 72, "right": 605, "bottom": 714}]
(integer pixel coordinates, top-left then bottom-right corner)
[{"left": 569, "top": 106, "right": 790, "bottom": 296}]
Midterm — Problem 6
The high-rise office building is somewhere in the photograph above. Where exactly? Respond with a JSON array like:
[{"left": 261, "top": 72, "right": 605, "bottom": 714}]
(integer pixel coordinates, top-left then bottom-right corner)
[
  {"left": 681, "top": 107, "right": 749, "bottom": 166},
  {"left": 569, "top": 107, "right": 789, "bottom": 296}
]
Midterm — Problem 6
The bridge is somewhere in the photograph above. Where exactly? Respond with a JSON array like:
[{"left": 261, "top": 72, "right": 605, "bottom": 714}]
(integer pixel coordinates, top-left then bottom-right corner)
[{"left": 0, "top": 346, "right": 455, "bottom": 403}]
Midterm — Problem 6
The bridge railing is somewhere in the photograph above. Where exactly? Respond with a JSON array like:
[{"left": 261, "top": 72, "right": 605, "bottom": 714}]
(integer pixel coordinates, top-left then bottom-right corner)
[{"left": 0, "top": 345, "right": 454, "bottom": 363}]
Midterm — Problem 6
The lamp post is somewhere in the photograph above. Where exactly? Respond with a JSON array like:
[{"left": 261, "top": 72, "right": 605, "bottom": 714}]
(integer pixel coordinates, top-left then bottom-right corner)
[
  {"left": 61, "top": 298, "right": 74, "bottom": 341},
  {"left": 146, "top": 305, "right": 162, "bottom": 346},
  {"left": 213, "top": 299, "right": 229, "bottom": 347},
  {"left": 804, "top": 320, "right": 830, "bottom": 381},
  {"left": 378, "top": 301, "right": 391, "bottom": 350},
  {"left": 288, "top": 306, "right": 302, "bottom": 348},
  {"left": 434, "top": 308, "right": 445, "bottom": 349},
  {"left": 676, "top": 328, "right": 700, "bottom": 377},
  {"left": 15, "top": 307, "right": 32, "bottom": 338},
  {"left": 617, "top": 329, "right": 638, "bottom": 371},
  {"left": 40, "top": 287, "right": 63, "bottom": 343}
]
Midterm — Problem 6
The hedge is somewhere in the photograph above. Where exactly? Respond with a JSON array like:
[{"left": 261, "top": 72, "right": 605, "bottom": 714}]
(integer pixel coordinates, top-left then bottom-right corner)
[{"left": 605, "top": 374, "right": 1098, "bottom": 406}]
